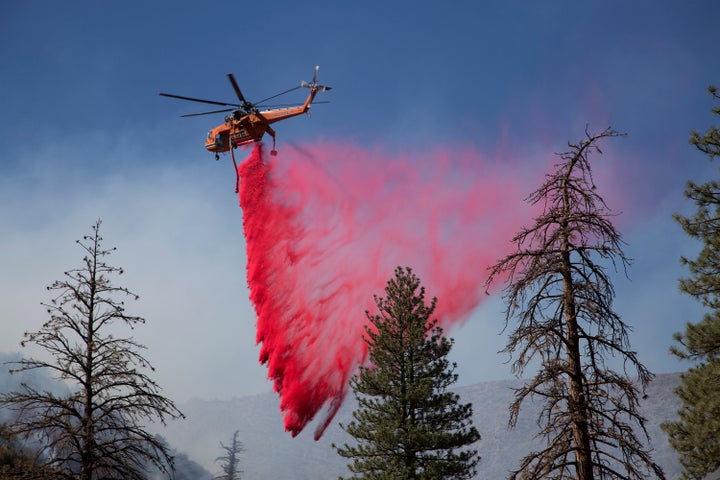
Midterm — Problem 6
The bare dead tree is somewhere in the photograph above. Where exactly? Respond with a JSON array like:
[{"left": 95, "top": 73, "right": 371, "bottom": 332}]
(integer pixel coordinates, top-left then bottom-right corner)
[
  {"left": 0, "top": 220, "right": 184, "bottom": 480},
  {"left": 486, "top": 127, "right": 665, "bottom": 480},
  {"left": 214, "top": 430, "right": 244, "bottom": 480}
]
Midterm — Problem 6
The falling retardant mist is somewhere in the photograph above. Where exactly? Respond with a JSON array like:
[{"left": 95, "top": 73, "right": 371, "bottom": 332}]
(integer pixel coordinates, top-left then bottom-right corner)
[{"left": 237, "top": 141, "right": 532, "bottom": 439}]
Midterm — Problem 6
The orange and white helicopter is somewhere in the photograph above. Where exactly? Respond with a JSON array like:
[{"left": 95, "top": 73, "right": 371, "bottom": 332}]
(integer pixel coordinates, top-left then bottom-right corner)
[{"left": 160, "top": 66, "right": 331, "bottom": 159}]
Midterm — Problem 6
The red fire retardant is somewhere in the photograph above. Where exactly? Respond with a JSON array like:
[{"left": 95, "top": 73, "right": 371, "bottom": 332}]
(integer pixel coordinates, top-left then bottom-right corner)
[{"left": 238, "top": 142, "right": 532, "bottom": 439}]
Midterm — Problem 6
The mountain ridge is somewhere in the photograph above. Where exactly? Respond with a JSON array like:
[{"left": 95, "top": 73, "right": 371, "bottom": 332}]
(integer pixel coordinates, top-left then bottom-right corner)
[{"left": 163, "top": 372, "right": 684, "bottom": 479}]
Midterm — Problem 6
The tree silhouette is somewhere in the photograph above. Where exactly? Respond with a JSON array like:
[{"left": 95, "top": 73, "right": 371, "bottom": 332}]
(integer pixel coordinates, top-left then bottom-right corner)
[
  {"left": 335, "top": 266, "right": 480, "bottom": 480},
  {"left": 214, "top": 430, "right": 244, "bottom": 480},
  {"left": 662, "top": 86, "right": 720, "bottom": 480},
  {"left": 0, "top": 220, "right": 184, "bottom": 480},
  {"left": 487, "top": 127, "right": 664, "bottom": 480}
]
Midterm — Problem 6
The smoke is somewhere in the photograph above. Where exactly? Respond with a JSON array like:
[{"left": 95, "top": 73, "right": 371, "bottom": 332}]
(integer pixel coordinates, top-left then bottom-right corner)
[{"left": 237, "top": 141, "right": 534, "bottom": 440}]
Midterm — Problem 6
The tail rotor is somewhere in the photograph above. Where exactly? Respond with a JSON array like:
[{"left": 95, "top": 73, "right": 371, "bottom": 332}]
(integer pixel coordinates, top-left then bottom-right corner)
[{"left": 301, "top": 65, "right": 332, "bottom": 92}]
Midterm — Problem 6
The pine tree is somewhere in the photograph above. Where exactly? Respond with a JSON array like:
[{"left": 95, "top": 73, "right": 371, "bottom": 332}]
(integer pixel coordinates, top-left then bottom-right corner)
[
  {"left": 334, "top": 266, "right": 480, "bottom": 480},
  {"left": 0, "top": 220, "right": 184, "bottom": 480},
  {"left": 662, "top": 86, "right": 720, "bottom": 480},
  {"left": 487, "top": 127, "right": 664, "bottom": 480}
]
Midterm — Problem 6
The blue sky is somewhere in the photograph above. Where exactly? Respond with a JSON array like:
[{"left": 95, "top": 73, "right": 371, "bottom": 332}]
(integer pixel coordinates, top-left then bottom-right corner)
[{"left": 1, "top": 1, "right": 719, "bottom": 404}]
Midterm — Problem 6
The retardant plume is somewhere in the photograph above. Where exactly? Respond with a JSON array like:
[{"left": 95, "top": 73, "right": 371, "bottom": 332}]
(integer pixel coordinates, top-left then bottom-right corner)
[{"left": 237, "top": 141, "right": 534, "bottom": 440}]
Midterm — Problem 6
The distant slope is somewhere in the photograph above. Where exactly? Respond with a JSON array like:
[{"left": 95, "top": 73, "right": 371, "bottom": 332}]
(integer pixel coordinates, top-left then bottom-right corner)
[{"left": 163, "top": 373, "right": 683, "bottom": 480}]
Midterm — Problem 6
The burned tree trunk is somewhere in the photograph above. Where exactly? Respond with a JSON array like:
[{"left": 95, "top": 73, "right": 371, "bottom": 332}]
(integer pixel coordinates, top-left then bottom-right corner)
[{"left": 487, "top": 127, "right": 664, "bottom": 480}]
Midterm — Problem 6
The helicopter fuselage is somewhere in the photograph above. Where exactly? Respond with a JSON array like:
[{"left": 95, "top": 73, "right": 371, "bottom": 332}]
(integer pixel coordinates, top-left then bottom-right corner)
[
  {"left": 205, "top": 89, "right": 318, "bottom": 154},
  {"left": 204, "top": 115, "right": 265, "bottom": 153}
]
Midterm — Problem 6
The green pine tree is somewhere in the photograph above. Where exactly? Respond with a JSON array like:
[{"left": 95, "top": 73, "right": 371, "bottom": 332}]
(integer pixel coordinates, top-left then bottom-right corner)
[
  {"left": 334, "top": 267, "right": 480, "bottom": 480},
  {"left": 662, "top": 86, "right": 720, "bottom": 480}
]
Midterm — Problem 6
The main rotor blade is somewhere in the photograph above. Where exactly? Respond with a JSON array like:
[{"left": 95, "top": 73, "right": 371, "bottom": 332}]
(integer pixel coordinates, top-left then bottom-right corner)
[
  {"left": 159, "top": 92, "right": 237, "bottom": 107},
  {"left": 255, "top": 85, "right": 302, "bottom": 105},
  {"left": 180, "top": 108, "right": 236, "bottom": 118},
  {"left": 256, "top": 101, "right": 330, "bottom": 109},
  {"left": 227, "top": 73, "right": 247, "bottom": 104}
]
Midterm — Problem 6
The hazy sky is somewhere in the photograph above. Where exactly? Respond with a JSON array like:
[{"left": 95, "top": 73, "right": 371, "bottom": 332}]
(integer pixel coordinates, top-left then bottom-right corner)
[{"left": 1, "top": 1, "right": 719, "bottom": 412}]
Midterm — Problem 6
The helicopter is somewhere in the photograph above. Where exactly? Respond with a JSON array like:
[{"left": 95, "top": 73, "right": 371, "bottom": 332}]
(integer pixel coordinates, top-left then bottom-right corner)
[{"left": 160, "top": 66, "right": 331, "bottom": 159}]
